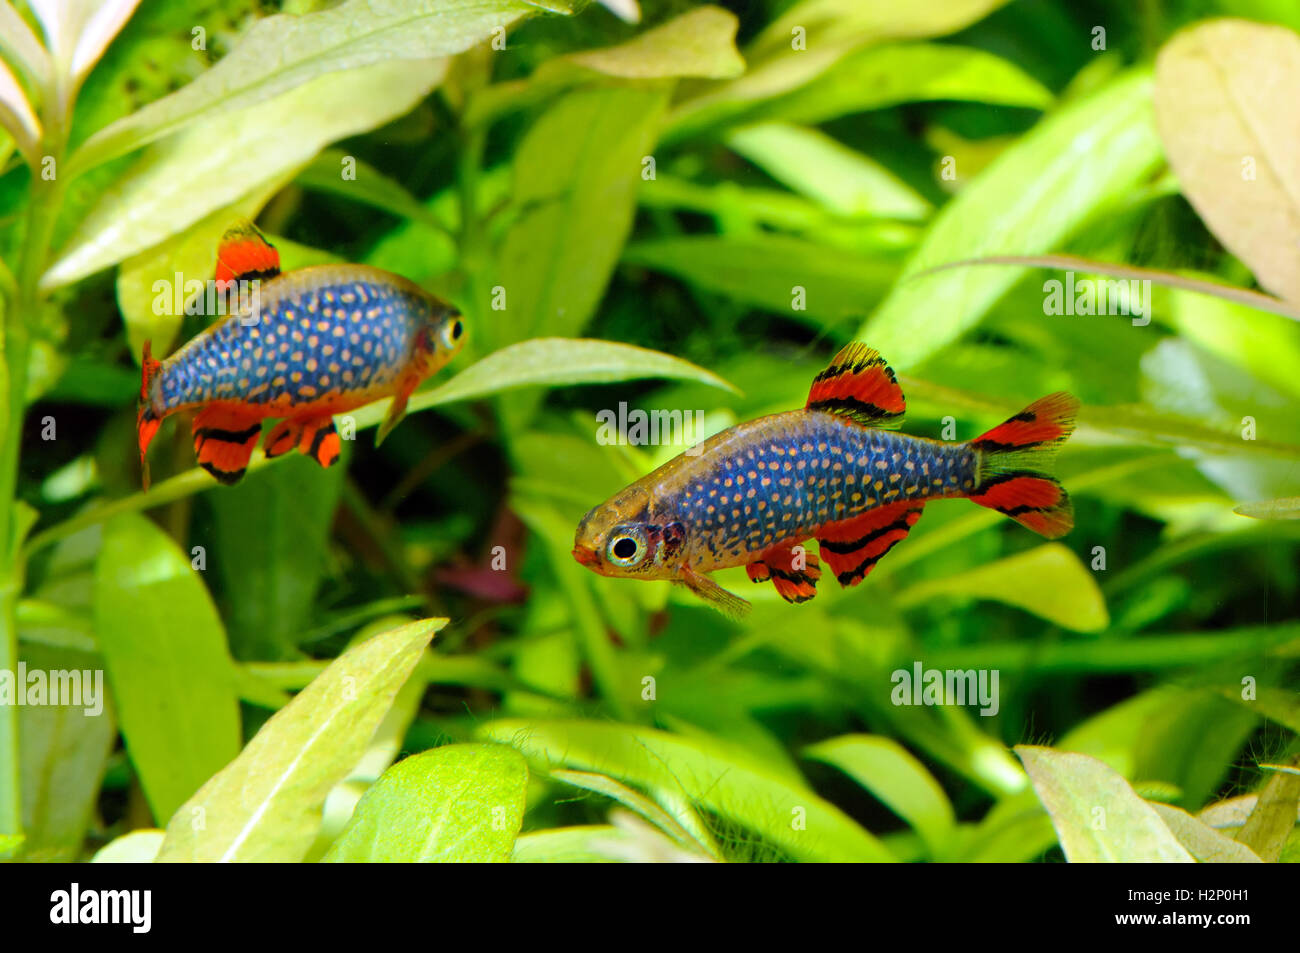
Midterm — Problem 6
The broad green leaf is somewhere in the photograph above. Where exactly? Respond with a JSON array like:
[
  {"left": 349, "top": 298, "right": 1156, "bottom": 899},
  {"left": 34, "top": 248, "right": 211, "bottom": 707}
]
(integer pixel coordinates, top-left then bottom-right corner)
[
  {"left": 726, "top": 123, "right": 930, "bottom": 220},
  {"left": 94, "top": 512, "right": 241, "bottom": 824},
  {"left": 749, "top": 0, "right": 1011, "bottom": 61},
  {"left": 511, "top": 825, "right": 628, "bottom": 862},
  {"left": 296, "top": 150, "right": 447, "bottom": 230},
  {"left": 68, "top": 0, "right": 554, "bottom": 175},
  {"left": 1016, "top": 745, "right": 1194, "bottom": 862},
  {"left": 859, "top": 69, "right": 1163, "bottom": 367},
  {"left": 0, "top": 2, "right": 51, "bottom": 92},
  {"left": 155, "top": 618, "right": 443, "bottom": 862},
  {"left": 804, "top": 735, "right": 955, "bottom": 857},
  {"left": 666, "top": 0, "right": 1011, "bottom": 140},
  {"left": 1235, "top": 497, "right": 1300, "bottom": 520},
  {"left": 1149, "top": 804, "right": 1262, "bottom": 863},
  {"left": 18, "top": 644, "right": 117, "bottom": 861},
  {"left": 92, "top": 830, "right": 165, "bottom": 863},
  {"left": 623, "top": 234, "right": 897, "bottom": 326},
  {"left": 322, "top": 744, "right": 528, "bottom": 862},
  {"left": 895, "top": 543, "right": 1109, "bottom": 633},
  {"left": 752, "top": 43, "right": 1052, "bottom": 127},
  {"left": 545, "top": 5, "right": 742, "bottom": 79},
  {"left": 480, "top": 719, "right": 895, "bottom": 862},
  {"left": 205, "top": 455, "right": 346, "bottom": 660},
  {"left": 1236, "top": 767, "right": 1300, "bottom": 862},
  {"left": 1153, "top": 19, "right": 1300, "bottom": 304},
  {"left": 489, "top": 84, "right": 669, "bottom": 350},
  {"left": 44, "top": 59, "right": 446, "bottom": 289}
]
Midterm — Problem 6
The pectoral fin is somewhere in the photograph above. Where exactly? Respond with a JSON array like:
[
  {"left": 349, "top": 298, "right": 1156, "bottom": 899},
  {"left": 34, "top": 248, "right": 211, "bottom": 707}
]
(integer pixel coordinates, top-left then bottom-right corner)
[
  {"left": 678, "top": 565, "right": 751, "bottom": 619},
  {"left": 375, "top": 385, "right": 413, "bottom": 447}
]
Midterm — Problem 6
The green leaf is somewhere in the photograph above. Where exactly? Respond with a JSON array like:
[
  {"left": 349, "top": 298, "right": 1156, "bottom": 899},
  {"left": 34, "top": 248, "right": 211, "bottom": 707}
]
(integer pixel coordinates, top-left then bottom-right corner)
[
  {"left": 68, "top": 0, "right": 552, "bottom": 175},
  {"left": 859, "top": 69, "right": 1164, "bottom": 367},
  {"left": 1236, "top": 767, "right": 1300, "bottom": 862},
  {"left": 322, "top": 744, "right": 528, "bottom": 862},
  {"left": 92, "top": 830, "right": 165, "bottom": 863},
  {"left": 205, "top": 455, "right": 347, "bottom": 660},
  {"left": 1235, "top": 498, "right": 1300, "bottom": 520},
  {"left": 550, "top": 769, "right": 715, "bottom": 856},
  {"left": 511, "top": 825, "right": 628, "bottom": 862},
  {"left": 544, "top": 5, "right": 743, "bottom": 79},
  {"left": 93, "top": 513, "right": 242, "bottom": 823},
  {"left": 352, "top": 337, "right": 736, "bottom": 431},
  {"left": 623, "top": 234, "right": 897, "bottom": 326},
  {"left": 804, "top": 734, "right": 955, "bottom": 857},
  {"left": 1015, "top": 745, "right": 1194, "bottom": 862},
  {"left": 1153, "top": 19, "right": 1300, "bottom": 304},
  {"left": 895, "top": 543, "right": 1110, "bottom": 633},
  {"left": 479, "top": 719, "right": 895, "bottom": 862},
  {"left": 1148, "top": 803, "right": 1262, "bottom": 863},
  {"left": 726, "top": 123, "right": 931, "bottom": 220},
  {"left": 488, "top": 84, "right": 670, "bottom": 350},
  {"left": 666, "top": 1, "right": 1013, "bottom": 140},
  {"left": 44, "top": 59, "right": 447, "bottom": 289},
  {"left": 750, "top": 43, "right": 1052, "bottom": 127},
  {"left": 155, "top": 618, "right": 443, "bottom": 862},
  {"left": 18, "top": 644, "right": 117, "bottom": 861}
]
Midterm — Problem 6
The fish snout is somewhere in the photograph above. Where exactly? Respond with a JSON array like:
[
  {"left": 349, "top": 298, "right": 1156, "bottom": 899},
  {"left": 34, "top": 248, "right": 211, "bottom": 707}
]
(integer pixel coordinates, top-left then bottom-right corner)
[{"left": 572, "top": 544, "right": 599, "bottom": 568}]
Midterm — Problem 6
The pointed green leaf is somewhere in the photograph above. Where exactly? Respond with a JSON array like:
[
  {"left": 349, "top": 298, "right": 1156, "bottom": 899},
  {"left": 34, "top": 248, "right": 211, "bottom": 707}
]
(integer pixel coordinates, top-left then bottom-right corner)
[{"left": 155, "top": 618, "right": 443, "bottom": 862}]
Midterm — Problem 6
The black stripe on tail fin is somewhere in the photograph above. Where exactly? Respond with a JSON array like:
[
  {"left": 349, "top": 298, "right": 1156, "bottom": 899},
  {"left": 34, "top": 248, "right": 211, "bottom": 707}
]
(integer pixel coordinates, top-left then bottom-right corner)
[{"left": 968, "top": 392, "right": 1079, "bottom": 539}]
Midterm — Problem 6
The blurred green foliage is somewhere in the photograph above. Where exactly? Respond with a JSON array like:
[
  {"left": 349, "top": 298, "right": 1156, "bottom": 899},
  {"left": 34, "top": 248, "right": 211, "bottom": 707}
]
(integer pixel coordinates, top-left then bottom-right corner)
[{"left": 0, "top": 0, "right": 1297, "bottom": 863}]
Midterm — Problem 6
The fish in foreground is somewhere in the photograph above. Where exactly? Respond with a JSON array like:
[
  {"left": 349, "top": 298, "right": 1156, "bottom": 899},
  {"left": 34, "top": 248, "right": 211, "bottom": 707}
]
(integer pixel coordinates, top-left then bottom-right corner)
[
  {"left": 136, "top": 223, "right": 464, "bottom": 488},
  {"left": 573, "top": 343, "right": 1080, "bottom": 616}
]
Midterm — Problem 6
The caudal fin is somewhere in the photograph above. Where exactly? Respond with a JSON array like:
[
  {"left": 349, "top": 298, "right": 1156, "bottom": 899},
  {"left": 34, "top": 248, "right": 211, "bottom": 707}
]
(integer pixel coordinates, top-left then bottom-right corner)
[
  {"left": 968, "top": 392, "right": 1079, "bottom": 539},
  {"left": 137, "top": 340, "right": 163, "bottom": 490}
]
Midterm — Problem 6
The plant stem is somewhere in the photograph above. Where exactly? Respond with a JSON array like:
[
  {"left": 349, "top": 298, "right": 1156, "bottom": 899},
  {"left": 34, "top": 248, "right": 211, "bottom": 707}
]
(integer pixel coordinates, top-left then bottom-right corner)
[{"left": 0, "top": 106, "right": 69, "bottom": 837}]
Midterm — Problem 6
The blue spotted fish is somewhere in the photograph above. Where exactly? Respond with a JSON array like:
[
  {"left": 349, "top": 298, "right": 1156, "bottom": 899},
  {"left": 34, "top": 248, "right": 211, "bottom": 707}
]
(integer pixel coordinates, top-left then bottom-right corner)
[
  {"left": 573, "top": 343, "right": 1079, "bottom": 616},
  {"left": 137, "top": 223, "right": 464, "bottom": 487}
]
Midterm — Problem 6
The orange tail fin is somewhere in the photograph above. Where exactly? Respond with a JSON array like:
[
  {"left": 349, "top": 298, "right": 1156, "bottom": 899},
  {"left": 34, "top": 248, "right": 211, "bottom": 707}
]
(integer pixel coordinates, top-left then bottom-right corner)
[
  {"left": 137, "top": 340, "right": 163, "bottom": 490},
  {"left": 967, "top": 392, "right": 1079, "bottom": 539}
]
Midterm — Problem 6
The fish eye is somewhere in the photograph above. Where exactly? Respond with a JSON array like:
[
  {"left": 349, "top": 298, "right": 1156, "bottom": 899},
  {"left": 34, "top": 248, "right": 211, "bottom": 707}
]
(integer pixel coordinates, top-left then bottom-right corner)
[{"left": 606, "top": 529, "right": 646, "bottom": 566}]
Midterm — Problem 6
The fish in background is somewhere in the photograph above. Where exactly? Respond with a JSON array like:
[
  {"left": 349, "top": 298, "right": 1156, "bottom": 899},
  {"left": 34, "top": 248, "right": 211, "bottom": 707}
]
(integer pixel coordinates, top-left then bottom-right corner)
[
  {"left": 573, "top": 342, "right": 1079, "bottom": 616},
  {"left": 136, "top": 222, "right": 464, "bottom": 487}
]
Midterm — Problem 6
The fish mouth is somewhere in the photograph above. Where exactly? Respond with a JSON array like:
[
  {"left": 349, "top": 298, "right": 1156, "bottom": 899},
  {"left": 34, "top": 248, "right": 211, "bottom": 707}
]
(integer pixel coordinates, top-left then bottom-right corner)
[{"left": 572, "top": 544, "right": 599, "bottom": 568}]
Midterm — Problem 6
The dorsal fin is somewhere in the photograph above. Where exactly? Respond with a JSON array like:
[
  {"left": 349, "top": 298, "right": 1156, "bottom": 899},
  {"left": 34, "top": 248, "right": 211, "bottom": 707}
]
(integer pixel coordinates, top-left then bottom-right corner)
[
  {"left": 806, "top": 342, "right": 905, "bottom": 428},
  {"left": 214, "top": 221, "right": 280, "bottom": 286}
]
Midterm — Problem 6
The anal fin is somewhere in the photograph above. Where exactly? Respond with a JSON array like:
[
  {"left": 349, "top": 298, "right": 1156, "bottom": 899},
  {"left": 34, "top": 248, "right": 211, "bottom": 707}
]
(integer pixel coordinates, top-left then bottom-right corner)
[
  {"left": 747, "top": 542, "right": 821, "bottom": 604},
  {"left": 817, "top": 500, "right": 924, "bottom": 587},
  {"left": 192, "top": 407, "right": 262, "bottom": 485},
  {"left": 265, "top": 415, "right": 340, "bottom": 468}
]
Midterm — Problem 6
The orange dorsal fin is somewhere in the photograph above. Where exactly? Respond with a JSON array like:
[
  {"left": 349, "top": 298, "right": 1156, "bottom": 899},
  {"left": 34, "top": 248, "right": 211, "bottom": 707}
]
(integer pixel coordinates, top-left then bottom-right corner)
[
  {"left": 214, "top": 221, "right": 280, "bottom": 287},
  {"left": 817, "top": 500, "right": 924, "bottom": 588},
  {"left": 806, "top": 342, "right": 905, "bottom": 428}
]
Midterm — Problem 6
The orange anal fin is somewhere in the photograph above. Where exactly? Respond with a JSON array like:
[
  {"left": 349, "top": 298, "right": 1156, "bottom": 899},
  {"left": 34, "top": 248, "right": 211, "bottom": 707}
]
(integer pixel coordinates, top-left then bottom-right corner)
[
  {"left": 263, "top": 418, "right": 303, "bottom": 459},
  {"left": 817, "top": 501, "right": 924, "bottom": 588},
  {"left": 214, "top": 220, "right": 280, "bottom": 286},
  {"left": 192, "top": 407, "right": 261, "bottom": 486},
  {"left": 747, "top": 542, "right": 821, "bottom": 604},
  {"left": 296, "top": 416, "right": 341, "bottom": 469},
  {"left": 806, "top": 342, "right": 905, "bottom": 428}
]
